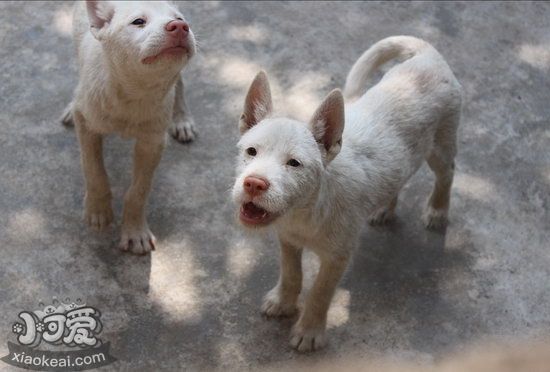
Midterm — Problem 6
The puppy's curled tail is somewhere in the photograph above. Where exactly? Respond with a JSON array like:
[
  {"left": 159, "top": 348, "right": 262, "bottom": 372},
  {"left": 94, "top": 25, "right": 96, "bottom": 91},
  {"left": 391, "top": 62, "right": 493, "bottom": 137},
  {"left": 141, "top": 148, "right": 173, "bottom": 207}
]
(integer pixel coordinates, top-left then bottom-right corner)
[{"left": 343, "top": 35, "right": 430, "bottom": 101}]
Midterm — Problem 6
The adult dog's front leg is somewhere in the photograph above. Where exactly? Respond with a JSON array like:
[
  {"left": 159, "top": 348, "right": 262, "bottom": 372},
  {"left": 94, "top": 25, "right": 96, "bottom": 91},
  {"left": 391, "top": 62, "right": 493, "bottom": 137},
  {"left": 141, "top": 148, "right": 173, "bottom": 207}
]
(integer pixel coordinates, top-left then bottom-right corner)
[
  {"left": 262, "top": 240, "right": 303, "bottom": 317},
  {"left": 290, "top": 252, "right": 349, "bottom": 352},
  {"left": 75, "top": 113, "right": 113, "bottom": 231},
  {"left": 119, "top": 134, "right": 166, "bottom": 255}
]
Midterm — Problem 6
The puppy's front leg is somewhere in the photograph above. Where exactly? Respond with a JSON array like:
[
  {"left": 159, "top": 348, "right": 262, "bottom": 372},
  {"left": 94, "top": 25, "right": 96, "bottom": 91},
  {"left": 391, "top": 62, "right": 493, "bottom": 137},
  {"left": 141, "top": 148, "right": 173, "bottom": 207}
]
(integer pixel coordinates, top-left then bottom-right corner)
[
  {"left": 75, "top": 113, "right": 113, "bottom": 231},
  {"left": 290, "top": 252, "right": 349, "bottom": 352},
  {"left": 169, "top": 76, "right": 196, "bottom": 143},
  {"left": 262, "top": 241, "right": 303, "bottom": 317},
  {"left": 119, "top": 134, "right": 166, "bottom": 255}
]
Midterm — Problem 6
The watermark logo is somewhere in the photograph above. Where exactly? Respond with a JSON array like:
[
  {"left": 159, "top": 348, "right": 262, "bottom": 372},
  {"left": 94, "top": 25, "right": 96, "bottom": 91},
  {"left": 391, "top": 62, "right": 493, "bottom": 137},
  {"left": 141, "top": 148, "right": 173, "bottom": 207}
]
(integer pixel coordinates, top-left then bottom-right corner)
[{"left": 2, "top": 298, "right": 116, "bottom": 371}]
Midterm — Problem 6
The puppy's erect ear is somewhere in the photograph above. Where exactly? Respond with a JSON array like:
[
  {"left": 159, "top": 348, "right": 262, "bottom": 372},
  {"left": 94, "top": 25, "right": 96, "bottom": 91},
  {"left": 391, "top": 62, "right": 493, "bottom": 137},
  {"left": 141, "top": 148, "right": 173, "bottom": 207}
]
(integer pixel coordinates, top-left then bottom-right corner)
[
  {"left": 309, "top": 89, "right": 345, "bottom": 163},
  {"left": 86, "top": 0, "right": 115, "bottom": 40},
  {"left": 239, "top": 71, "right": 273, "bottom": 135}
]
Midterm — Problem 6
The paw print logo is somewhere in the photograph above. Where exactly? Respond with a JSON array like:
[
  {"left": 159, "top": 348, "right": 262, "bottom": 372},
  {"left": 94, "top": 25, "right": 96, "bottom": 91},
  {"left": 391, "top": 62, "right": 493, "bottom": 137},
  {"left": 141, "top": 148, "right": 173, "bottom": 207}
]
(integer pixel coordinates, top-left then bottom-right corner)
[
  {"left": 11, "top": 298, "right": 102, "bottom": 348},
  {"left": 44, "top": 306, "right": 56, "bottom": 315},
  {"left": 12, "top": 323, "right": 24, "bottom": 335}
]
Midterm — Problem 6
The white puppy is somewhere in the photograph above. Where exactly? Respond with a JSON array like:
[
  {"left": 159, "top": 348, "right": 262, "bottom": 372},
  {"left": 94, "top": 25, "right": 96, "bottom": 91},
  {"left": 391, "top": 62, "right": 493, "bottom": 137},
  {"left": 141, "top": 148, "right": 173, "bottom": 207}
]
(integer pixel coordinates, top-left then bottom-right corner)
[
  {"left": 232, "top": 36, "right": 462, "bottom": 351},
  {"left": 63, "top": 1, "right": 196, "bottom": 254}
]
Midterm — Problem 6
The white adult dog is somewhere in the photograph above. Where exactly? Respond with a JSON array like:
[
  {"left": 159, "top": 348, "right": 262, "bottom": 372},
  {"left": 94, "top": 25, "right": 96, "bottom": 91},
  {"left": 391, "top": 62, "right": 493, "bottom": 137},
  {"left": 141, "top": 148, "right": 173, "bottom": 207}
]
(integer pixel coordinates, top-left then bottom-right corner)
[
  {"left": 62, "top": 1, "right": 196, "bottom": 254},
  {"left": 232, "top": 36, "right": 462, "bottom": 351}
]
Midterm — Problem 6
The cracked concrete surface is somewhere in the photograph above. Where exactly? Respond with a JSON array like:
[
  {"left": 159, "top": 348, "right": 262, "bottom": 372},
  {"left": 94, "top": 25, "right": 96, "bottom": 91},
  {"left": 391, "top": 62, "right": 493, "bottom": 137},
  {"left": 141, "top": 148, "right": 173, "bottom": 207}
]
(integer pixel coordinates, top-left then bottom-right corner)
[{"left": 1, "top": 1, "right": 549, "bottom": 370}]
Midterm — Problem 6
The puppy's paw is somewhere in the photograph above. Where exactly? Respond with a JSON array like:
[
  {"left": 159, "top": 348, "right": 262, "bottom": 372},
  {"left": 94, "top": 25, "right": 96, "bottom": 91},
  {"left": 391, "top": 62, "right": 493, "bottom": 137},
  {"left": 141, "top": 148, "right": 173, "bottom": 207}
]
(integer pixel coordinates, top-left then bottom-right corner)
[
  {"left": 170, "top": 117, "right": 196, "bottom": 143},
  {"left": 368, "top": 206, "right": 395, "bottom": 226},
  {"left": 290, "top": 323, "right": 326, "bottom": 352},
  {"left": 261, "top": 288, "right": 298, "bottom": 318},
  {"left": 84, "top": 201, "right": 113, "bottom": 232},
  {"left": 119, "top": 226, "right": 156, "bottom": 255},
  {"left": 422, "top": 206, "right": 448, "bottom": 230}
]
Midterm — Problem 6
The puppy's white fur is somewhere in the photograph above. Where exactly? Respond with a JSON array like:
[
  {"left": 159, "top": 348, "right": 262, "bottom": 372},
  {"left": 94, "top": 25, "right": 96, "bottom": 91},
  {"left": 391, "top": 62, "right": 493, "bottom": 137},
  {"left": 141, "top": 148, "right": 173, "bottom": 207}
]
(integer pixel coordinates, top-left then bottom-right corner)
[
  {"left": 66, "top": 1, "right": 196, "bottom": 254},
  {"left": 232, "top": 36, "right": 462, "bottom": 351}
]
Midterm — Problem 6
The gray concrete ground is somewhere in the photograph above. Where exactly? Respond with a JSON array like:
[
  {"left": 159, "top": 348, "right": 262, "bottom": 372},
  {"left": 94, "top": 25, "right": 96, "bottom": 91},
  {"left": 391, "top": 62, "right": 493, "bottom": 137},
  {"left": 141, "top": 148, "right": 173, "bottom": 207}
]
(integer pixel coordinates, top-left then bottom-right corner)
[{"left": 1, "top": 1, "right": 550, "bottom": 371}]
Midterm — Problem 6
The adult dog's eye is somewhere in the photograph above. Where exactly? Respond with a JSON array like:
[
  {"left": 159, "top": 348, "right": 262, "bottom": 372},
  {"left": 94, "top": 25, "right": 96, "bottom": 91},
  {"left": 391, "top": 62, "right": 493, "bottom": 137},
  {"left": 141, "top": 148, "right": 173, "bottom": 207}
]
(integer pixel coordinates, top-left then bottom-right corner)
[
  {"left": 131, "top": 18, "right": 146, "bottom": 26},
  {"left": 287, "top": 159, "right": 301, "bottom": 167},
  {"left": 246, "top": 147, "right": 257, "bottom": 156}
]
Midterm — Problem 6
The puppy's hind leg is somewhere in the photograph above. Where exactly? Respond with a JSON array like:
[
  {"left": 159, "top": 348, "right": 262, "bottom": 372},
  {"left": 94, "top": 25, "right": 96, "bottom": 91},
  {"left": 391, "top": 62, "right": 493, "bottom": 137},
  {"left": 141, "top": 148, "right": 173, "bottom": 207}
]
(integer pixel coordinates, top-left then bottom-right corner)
[
  {"left": 169, "top": 75, "right": 196, "bottom": 143},
  {"left": 422, "top": 116, "right": 458, "bottom": 229},
  {"left": 368, "top": 196, "right": 398, "bottom": 226}
]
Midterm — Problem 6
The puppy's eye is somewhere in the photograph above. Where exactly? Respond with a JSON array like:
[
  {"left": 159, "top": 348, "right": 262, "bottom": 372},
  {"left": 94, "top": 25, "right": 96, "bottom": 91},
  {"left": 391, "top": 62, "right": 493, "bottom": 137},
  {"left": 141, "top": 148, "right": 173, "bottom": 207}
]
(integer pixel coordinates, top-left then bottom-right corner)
[
  {"left": 131, "top": 18, "right": 146, "bottom": 26},
  {"left": 246, "top": 147, "right": 257, "bottom": 156},
  {"left": 287, "top": 159, "right": 301, "bottom": 167},
  {"left": 176, "top": 17, "right": 184, "bottom": 21}
]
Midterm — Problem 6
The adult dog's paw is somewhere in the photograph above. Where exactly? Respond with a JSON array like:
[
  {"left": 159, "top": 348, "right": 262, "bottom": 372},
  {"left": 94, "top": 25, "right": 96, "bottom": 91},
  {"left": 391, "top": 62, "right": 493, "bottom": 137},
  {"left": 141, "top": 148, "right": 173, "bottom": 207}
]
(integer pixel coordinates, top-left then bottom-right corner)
[
  {"left": 119, "top": 226, "right": 156, "bottom": 255},
  {"left": 84, "top": 200, "right": 113, "bottom": 232},
  {"left": 261, "top": 288, "right": 298, "bottom": 318},
  {"left": 290, "top": 323, "right": 326, "bottom": 352},
  {"left": 170, "top": 117, "right": 196, "bottom": 143},
  {"left": 422, "top": 206, "right": 448, "bottom": 230}
]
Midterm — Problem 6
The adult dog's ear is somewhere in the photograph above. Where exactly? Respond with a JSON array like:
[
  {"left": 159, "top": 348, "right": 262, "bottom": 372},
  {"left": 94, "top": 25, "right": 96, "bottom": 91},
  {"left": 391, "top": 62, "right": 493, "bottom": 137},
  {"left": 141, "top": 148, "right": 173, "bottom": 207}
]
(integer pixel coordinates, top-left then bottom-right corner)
[
  {"left": 239, "top": 71, "right": 273, "bottom": 135},
  {"left": 309, "top": 89, "right": 345, "bottom": 164},
  {"left": 86, "top": 0, "right": 115, "bottom": 40}
]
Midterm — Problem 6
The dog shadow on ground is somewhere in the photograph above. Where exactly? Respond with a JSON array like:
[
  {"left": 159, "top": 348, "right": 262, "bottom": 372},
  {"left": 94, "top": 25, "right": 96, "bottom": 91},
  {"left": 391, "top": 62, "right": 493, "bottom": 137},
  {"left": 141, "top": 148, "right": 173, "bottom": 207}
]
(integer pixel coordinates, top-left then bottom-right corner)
[
  {"left": 223, "top": 196, "right": 478, "bottom": 368},
  {"left": 343, "top": 214, "right": 474, "bottom": 352}
]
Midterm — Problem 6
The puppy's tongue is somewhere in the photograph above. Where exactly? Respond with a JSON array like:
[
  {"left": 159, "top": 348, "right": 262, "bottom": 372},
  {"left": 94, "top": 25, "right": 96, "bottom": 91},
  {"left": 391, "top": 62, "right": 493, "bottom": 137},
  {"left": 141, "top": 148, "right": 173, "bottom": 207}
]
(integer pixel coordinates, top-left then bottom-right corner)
[{"left": 242, "top": 202, "right": 268, "bottom": 220}]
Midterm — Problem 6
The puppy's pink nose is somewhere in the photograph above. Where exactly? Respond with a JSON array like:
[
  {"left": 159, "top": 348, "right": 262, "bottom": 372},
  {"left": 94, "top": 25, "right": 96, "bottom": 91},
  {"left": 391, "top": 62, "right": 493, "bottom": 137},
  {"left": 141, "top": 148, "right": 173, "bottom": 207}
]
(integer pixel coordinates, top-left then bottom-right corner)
[
  {"left": 165, "top": 20, "right": 189, "bottom": 34},
  {"left": 244, "top": 176, "right": 269, "bottom": 197}
]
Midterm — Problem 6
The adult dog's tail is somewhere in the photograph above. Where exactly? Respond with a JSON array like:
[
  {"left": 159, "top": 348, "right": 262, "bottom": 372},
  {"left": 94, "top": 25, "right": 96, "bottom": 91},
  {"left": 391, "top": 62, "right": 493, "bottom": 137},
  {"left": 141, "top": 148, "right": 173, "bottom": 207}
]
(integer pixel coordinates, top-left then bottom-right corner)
[{"left": 343, "top": 36, "right": 430, "bottom": 101}]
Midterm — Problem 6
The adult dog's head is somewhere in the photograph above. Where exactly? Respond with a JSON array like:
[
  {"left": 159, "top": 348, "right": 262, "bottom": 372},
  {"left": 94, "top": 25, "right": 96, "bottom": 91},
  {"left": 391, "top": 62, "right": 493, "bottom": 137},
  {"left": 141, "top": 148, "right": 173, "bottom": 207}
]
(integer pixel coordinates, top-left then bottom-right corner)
[{"left": 85, "top": 0, "right": 195, "bottom": 74}]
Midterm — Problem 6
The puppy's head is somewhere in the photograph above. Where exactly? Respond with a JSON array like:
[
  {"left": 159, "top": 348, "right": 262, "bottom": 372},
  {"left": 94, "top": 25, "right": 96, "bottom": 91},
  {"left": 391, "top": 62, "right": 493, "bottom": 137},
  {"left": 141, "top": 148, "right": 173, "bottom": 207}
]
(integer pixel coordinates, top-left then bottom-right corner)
[
  {"left": 85, "top": 1, "right": 195, "bottom": 71},
  {"left": 232, "top": 71, "right": 345, "bottom": 227}
]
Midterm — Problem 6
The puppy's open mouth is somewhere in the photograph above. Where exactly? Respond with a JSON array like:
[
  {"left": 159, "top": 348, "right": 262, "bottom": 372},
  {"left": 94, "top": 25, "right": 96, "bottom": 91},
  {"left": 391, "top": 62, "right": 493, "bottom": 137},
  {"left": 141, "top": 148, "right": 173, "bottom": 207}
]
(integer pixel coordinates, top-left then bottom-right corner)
[{"left": 239, "top": 202, "right": 275, "bottom": 226}]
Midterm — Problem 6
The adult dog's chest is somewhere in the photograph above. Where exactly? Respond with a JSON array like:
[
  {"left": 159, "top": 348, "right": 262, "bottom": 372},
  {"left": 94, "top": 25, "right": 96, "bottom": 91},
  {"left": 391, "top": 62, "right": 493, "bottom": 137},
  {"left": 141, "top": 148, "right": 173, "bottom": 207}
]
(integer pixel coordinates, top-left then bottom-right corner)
[
  {"left": 112, "top": 91, "right": 170, "bottom": 120},
  {"left": 100, "top": 93, "right": 173, "bottom": 136}
]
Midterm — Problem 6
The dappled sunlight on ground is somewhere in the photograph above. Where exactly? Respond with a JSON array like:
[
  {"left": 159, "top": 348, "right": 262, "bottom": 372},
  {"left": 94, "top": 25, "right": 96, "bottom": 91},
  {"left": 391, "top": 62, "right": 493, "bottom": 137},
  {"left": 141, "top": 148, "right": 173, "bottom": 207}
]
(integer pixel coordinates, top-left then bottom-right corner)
[
  {"left": 7, "top": 208, "right": 46, "bottom": 244},
  {"left": 203, "top": 48, "right": 332, "bottom": 122},
  {"left": 517, "top": 43, "right": 550, "bottom": 70},
  {"left": 53, "top": 5, "right": 73, "bottom": 36},
  {"left": 327, "top": 289, "right": 350, "bottom": 329},
  {"left": 283, "top": 72, "right": 331, "bottom": 122},
  {"left": 149, "top": 240, "right": 204, "bottom": 322},
  {"left": 216, "top": 55, "right": 263, "bottom": 88},
  {"left": 216, "top": 339, "right": 248, "bottom": 369},
  {"left": 453, "top": 172, "right": 499, "bottom": 203},
  {"left": 227, "top": 237, "right": 258, "bottom": 279},
  {"left": 229, "top": 24, "right": 268, "bottom": 43},
  {"left": 260, "top": 340, "right": 550, "bottom": 372},
  {"left": 410, "top": 22, "right": 442, "bottom": 40}
]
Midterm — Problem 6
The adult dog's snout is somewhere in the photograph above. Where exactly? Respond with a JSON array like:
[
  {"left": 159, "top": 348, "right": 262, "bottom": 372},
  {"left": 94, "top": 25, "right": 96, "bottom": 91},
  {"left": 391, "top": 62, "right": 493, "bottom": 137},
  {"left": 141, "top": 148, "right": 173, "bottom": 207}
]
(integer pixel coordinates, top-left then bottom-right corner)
[
  {"left": 163, "top": 20, "right": 192, "bottom": 52},
  {"left": 243, "top": 176, "right": 269, "bottom": 197},
  {"left": 165, "top": 20, "right": 190, "bottom": 36}
]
